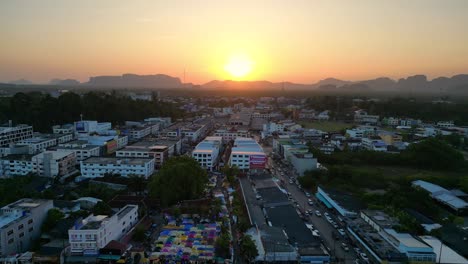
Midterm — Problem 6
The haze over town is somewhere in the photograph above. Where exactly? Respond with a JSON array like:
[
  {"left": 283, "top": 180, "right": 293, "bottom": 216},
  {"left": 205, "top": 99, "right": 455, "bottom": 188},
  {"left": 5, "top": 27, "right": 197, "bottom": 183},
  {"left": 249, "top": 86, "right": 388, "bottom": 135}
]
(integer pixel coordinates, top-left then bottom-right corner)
[{"left": 1, "top": 1, "right": 468, "bottom": 264}]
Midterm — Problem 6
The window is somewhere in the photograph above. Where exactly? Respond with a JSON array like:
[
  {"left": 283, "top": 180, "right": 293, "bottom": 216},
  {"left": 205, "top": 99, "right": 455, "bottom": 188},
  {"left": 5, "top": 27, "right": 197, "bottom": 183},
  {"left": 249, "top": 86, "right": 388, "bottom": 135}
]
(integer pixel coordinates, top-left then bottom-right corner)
[
  {"left": 7, "top": 230, "right": 13, "bottom": 236},
  {"left": 8, "top": 238, "right": 14, "bottom": 244},
  {"left": 18, "top": 224, "right": 24, "bottom": 230},
  {"left": 29, "top": 227, "right": 34, "bottom": 232},
  {"left": 19, "top": 232, "right": 24, "bottom": 238}
]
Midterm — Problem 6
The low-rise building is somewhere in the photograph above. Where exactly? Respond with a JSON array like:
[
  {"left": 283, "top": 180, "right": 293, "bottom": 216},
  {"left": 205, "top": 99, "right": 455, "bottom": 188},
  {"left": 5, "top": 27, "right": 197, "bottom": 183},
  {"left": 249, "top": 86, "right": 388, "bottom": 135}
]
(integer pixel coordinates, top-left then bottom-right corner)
[
  {"left": 31, "top": 150, "right": 77, "bottom": 178},
  {"left": 52, "top": 124, "right": 75, "bottom": 134},
  {"left": 55, "top": 140, "right": 100, "bottom": 161},
  {"left": 378, "top": 131, "right": 403, "bottom": 145},
  {"left": 116, "top": 139, "right": 181, "bottom": 168},
  {"left": 17, "top": 133, "right": 73, "bottom": 154},
  {"left": 68, "top": 205, "right": 138, "bottom": 255},
  {"left": 0, "top": 154, "right": 34, "bottom": 177},
  {"left": 213, "top": 127, "right": 249, "bottom": 143},
  {"left": 0, "top": 124, "right": 33, "bottom": 147},
  {"left": 229, "top": 138, "right": 267, "bottom": 170},
  {"left": 436, "top": 121, "right": 454, "bottom": 128},
  {"left": 316, "top": 186, "right": 362, "bottom": 217},
  {"left": 354, "top": 110, "right": 380, "bottom": 125},
  {"left": 1, "top": 150, "right": 77, "bottom": 178},
  {"left": 80, "top": 157, "right": 155, "bottom": 179},
  {"left": 192, "top": 136, "right": 222, "bottom": 171},
  {"left": 362, "top": 137, "right": 387, "bottom": 152},
  {"left": 0, "top": 199, "right": 53, "bottom": 257},
  {"left": 412, "top": 180, "right": 468, "bottom": 214},
  {"left": 74, "top": 120, "right": 112, "bottom": 137}
]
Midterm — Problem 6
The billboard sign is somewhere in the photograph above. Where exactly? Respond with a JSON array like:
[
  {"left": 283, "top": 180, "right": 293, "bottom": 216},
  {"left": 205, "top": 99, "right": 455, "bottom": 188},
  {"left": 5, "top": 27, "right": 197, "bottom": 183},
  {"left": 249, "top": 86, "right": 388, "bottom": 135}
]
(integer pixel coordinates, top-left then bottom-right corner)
[
  {"left": 75, "top": 121, "right": 85, "bottom": 132},
  {"left": 249, "top": 155, "right": 267, "bottom": 169},
  {"left": 106, "top": 139, "right": 118, "bottom": 154}
]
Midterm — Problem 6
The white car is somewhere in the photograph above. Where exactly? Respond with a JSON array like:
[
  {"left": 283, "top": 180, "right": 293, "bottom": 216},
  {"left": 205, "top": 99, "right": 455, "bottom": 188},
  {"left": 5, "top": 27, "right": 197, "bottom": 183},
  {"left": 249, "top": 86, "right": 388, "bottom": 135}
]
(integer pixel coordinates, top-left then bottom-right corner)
[{"left": 315, "top": 210, "right": 322, "bottom": 216}]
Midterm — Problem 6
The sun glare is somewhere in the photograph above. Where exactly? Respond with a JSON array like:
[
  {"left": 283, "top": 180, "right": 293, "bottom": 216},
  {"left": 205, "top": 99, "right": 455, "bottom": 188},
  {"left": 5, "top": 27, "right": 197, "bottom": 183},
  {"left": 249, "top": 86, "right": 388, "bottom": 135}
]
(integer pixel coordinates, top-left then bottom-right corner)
[{"left": 224, "top": 54, "right": 253, "bottom": 79}]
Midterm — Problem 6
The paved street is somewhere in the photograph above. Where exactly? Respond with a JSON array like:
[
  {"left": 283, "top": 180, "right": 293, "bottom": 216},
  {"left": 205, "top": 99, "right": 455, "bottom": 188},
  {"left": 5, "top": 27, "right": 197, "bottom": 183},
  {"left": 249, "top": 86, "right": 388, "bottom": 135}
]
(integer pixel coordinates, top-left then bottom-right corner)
[{"left": 264, "top": 144, "right": 357, "bottom": 264}]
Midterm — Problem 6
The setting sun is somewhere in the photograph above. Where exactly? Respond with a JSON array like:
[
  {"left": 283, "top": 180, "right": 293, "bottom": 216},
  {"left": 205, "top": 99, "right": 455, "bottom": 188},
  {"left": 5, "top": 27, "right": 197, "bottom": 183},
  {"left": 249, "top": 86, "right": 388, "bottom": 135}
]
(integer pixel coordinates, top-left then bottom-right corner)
[{"left": 224, "top": 54, "right": 253, "bottom": 79}]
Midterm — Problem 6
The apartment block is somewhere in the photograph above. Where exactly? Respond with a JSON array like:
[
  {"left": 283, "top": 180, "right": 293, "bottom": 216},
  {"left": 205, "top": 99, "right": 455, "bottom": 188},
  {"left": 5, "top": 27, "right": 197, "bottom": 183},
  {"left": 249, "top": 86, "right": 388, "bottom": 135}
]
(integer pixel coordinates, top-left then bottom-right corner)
[
  {"left": 68, "top": 205, "right": 138, "bottom": 255},
  {"left": 0, "top": 199, "right": 53, "bottom": 256},
  {"left": 80, "top": 157, "right": 155, "bottom": 178}
]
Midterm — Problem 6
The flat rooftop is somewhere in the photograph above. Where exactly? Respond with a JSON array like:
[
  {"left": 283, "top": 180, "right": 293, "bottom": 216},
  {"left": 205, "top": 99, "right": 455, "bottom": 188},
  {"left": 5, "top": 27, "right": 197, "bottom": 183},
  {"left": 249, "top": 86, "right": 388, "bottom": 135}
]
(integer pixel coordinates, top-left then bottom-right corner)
[
  {"left": 1, "top": 154, "right": 34, "bottom": 161},
  {"left": 82, "top": 157, "right": 153, "bottom": 165},
  {"left": 319, "top": 186, "right": 364, "bottom": 213}
]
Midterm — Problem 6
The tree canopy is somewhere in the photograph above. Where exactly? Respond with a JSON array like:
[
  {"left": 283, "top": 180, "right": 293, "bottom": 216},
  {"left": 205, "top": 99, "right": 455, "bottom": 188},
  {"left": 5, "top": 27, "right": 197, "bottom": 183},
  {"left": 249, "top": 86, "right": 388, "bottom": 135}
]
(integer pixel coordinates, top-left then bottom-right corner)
[
  {"left": 240, "top": 234, "right": 259, "bottom": 262},
  {"left": 42, "top": 208, "right": 65, "bottom": 232},
  {"left": 1, "top": 91, "right": 183, "bottom": 132},
  {"left": 149, "top": 156, "right": 208, "bottom": 207}
]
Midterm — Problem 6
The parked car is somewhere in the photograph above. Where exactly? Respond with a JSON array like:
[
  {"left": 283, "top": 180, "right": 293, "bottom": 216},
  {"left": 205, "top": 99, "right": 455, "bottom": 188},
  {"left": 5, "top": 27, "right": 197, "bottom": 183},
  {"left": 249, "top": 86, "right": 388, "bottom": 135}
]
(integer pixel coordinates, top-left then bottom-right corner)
[
  {"left": 341, "top": 243, "right": 349, "bottom": 252},
  {"left": 338, "top": 229, "right": 346, "bottom": 236},
  {"left": 360, "top": 253, "right": 369, "bottom": 262},
  {"left": 305, "top": 192, "right": 311, "bottom": 197},
  {"left": 315, "top": 210, "right": 322, "bottom": 217}
]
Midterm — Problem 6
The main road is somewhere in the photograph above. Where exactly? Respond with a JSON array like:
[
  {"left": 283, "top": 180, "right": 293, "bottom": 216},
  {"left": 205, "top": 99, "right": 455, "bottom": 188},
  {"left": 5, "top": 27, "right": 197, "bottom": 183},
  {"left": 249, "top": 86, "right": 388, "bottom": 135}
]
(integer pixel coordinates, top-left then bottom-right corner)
[{"left": 263, "top": 142, "right": 357, "bottom": 264}]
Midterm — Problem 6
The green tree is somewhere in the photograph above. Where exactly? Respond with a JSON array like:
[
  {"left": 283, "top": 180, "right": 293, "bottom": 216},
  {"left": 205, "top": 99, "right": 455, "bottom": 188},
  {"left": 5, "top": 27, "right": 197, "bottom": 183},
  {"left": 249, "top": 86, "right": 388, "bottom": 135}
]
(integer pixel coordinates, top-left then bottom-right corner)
[
  {"left": 92, "top": 201, "right": 113, "bottom": 215},
  {"left": 42, "top": 209, "right": 65, "bottom": 232},
  {"left": 222, "top": 165, "right": 240, "bottom": 185},
  {"left": 127, "top": 175, "right": 147, "bottom": 195},
  {"left": 149, "top": 156, "right": 208, "bottom": 207},
  {"left": 240, "top": 234, "right": 258, "bottom": 263},
  {"left": 132, "top": 226, "right": 146, "bottom": 242},
  {"left": 215, "top": 233, "right": 231, "bottom": 259}
]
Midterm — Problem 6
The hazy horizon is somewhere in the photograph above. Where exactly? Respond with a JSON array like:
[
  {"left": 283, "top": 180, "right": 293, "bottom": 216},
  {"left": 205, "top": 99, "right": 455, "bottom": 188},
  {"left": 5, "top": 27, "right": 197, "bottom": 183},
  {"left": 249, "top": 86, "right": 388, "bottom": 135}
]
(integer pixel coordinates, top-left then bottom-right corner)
[{"left": 1, "top": 0, "right": 468, "bottom": 84}]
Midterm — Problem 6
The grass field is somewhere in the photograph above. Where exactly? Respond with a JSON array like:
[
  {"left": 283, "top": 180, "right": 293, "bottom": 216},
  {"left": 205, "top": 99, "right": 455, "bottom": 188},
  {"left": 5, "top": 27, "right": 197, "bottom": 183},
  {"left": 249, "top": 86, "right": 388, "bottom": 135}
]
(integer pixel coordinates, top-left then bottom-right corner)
[{"left": 299, "top": 121, "right": 353, "bottom": 132}]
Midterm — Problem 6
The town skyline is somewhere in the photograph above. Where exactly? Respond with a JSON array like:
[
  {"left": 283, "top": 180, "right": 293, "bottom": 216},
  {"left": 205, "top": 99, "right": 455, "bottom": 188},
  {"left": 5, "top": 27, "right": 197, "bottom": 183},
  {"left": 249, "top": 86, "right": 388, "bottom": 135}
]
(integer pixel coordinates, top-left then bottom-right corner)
[{"left": 1, "top": 0, "right": 468, "bottom": 83}]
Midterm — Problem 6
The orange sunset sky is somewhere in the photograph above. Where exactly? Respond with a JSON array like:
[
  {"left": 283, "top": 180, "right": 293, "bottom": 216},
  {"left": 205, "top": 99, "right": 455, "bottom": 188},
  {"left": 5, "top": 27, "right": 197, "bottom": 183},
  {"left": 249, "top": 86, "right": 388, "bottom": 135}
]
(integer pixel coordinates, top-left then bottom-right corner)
[{"left": 1, "top": 0, "right": 467, "bottom": 84}]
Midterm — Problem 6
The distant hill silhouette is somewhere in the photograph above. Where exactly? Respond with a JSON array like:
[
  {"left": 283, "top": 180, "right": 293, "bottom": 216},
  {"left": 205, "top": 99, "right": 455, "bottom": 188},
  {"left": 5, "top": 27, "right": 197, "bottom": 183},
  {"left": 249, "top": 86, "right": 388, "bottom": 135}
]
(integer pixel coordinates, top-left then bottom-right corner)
[
  {"left": 50, "top": 78, "right": 80, "bottom": 86},
  {"left": 202, "top": 80, "right": 311, "bottom": 90},
  {"left": 4, "top": 73, "right": 468, "bottom": 93},
  {"left": 9, "top": 79, "right": 33, "bottom": 85},
  {"left": 86, "top": 73, "right": 183, "bottom": 88}
]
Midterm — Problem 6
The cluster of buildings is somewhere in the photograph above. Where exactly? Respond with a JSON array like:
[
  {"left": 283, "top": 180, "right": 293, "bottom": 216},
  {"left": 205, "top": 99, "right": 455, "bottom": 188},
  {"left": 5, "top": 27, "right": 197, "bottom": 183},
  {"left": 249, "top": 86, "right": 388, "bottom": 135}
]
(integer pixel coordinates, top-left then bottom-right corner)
[
  {"left": 0, "top": 198, "right": 140, "bottom": 262},
  {"left": 317, "top": 185, "right": 468, "bottom": 263},
  {"left": 0, "top": 117, "right": 214, "bottom": 180}
]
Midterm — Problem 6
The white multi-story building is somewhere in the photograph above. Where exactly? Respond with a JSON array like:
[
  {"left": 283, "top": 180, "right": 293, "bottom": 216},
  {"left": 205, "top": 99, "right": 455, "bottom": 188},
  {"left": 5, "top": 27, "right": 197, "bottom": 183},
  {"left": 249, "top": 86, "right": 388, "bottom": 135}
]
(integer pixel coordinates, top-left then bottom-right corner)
[
  {"left": 56, "top": 141, "right": 101, "bottom": 161},
  {"left": 0, "top": 199, "right": 53, "bottom": 257},
  {"left": 1, "top": 150, "right": 77, "bottom": 178},
  {"left": 116, "top": 139, "right": 181, "bottom": 168},
  {"left": 316, "top": 110, "right": 330, "bottom": 121},
  {"left": 298, "top": 109, "right": 316, "bottom": 120},
  {"left": 192, "top": 136, "right": 222, "bottom": 171},
  {"left": 74, "top": 120, "right": 112, "bottom": 137},
  {"left": 52, "top": 124, "right": 75, "bottom": 134},
  {"left": 263, "top": 122, "right": 286, "bottom": 134},
  {"left": 362, "top": 137, "right": 387, "bottom": 152},
  {"left": 213, "top": 127, "right": 249, "bottom": 143},
  {"left": 144, "top": 117, "right": 172, "bottom": 129},
  {"left": 0, "top": 124, "right": 33, "bottom": 147},
  {"left": 229, "top": 138, "right": 267, "bottom": 170},
  {"left": 31, "top": 150, "right": 77, "bottom": 178},
  {"left": 0, "top": 154, "right": 34, "bottom": 177},
  {"left": 85, "top": 135, "right": 128, "bottom": 155},
  {"left": 354, "top": 110, "right": 379, "bottom": 124},
  {"left": 17, "top": 134, "right": 73, "bottom": 154},
  {"left": 121, "top": 121, "right": 159, "bottom": 140},
  {"left": 69, "top": 205, "right": 138, "bottom": 255},
  {"left": 80, "top": 157, "right": 155, "bottom": 178},
  {"left": 436, "top": 121, "right": 454, "bottom": 128}
]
